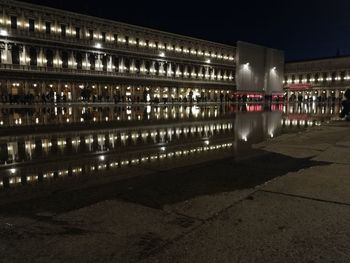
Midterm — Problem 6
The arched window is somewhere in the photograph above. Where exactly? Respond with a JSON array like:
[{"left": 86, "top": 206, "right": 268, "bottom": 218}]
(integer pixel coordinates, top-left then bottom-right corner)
[
  {"left": 45, "top": 49, "right": 54, "bottom": 68},
  {"left": 11, "top": 45, "right": 20, "bottom": 65},
  {"left": 29, "top": 47, "right": 37, "bottom": 66},
  {"left": 76, "top": 52, "right": 82, "bottom": 70},
  {"left": 61, "top": 51, "right": 68, "bottom": 69},
  {"left": 102, "top": 55, "right": 108, "bottom": 71},
  {"left": 88, "top": 53, "right": 95, "bottom": 70}
]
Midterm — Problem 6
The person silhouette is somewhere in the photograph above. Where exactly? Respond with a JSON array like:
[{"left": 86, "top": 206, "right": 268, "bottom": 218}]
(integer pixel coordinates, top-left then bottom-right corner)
[{"left": 340, "top": 89, "right": 350, "bottom": 120}]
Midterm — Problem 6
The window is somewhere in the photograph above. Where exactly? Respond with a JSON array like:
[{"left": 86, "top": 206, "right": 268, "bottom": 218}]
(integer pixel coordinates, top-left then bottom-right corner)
[
  {"left": 46, "top": 49, "right": 54, "bottom": 68},
  {"left": 75, "top": 27, "right": 80, "bottom": 39},
  {"left": 76, "top": 52, "right": 82, "bottom": 70},
  {"left": 89, "top": 29, "right": 93, "bottom": 40},
  {"left": 61, "top": 51, "right": 68, "bottom": 69},
  {"left": 11, "top": 45, "right": 20, "bottom": 65},
  {"left": 29, "top": 47, "right": 37, "bottom": 66},
  {"left": 45, "top": 22, "right": 51, "bottom": 34},
  {"left": 10, "top": 16, "right": 17, "bottom": 29},
  {"left": 102, "top": 32, "right": 106, "bottom": 42},
  {"left": 61, "top": 24, "right": 66, "bottom": 37},
  {"left": 29, "top": 19, "right": 35, "bottom": 32}
]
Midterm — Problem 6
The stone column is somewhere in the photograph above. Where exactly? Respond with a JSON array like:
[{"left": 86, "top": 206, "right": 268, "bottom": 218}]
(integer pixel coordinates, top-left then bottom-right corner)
[
  {"left": 71, "top": 84, "right": 76, "bottom": 101},
  {"left": 24, "top": 81, "right": 29, "bottom": 94},
  {"left": 335, "top": 89, "right": 340, "bottom": 100},
  {"left": 6, "top": 80, "right": 11, "bottom": 94},
  {"left": 96, "top": 54, "right": 102, "bottom": 71},
  {"left": 54, "top": 50, "right": 61, "bottom": 68},
  {"left": 69, "top": 51, "right": 76, "bottom": 69},
  {"left": 83, "top": 53, "right": 89, "bottom": 70},
  {"left": 107, "top": 55, "right": 113, "bottom": 72},
  {"left": 41, "top": 81, "right": 46, "bottom": 97},
  {"left": 20, "top": 45, "right": 29, "bottom": 66},
  {"left": 57, "top": 82, "right": 62, "bottom": 99},
  {"left": 38, "top": 48, "right": 44, "bottom": 67},
  {"left": 4, "top": 43, "right": 12, "bottom": 64}
]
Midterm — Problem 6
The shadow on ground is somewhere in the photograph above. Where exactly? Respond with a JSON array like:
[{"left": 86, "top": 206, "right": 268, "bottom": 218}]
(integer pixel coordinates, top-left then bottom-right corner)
[{"left": 0, "top": 151, "right": 328, "bottom": 217}]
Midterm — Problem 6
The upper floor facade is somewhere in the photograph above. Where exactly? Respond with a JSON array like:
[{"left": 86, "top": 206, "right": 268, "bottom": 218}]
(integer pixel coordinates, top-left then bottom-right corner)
[{"left": 0, "top": 0, "right": 236, "bottom": 87}]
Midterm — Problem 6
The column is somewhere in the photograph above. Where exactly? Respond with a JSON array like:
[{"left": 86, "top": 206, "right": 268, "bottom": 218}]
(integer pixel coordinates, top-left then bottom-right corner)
[
  {"left": 4, "top": 43, "right": 12, "bottom": 64},
  {"left": 107, "top": 55, "right": 113, "bottom": 72},
  {"left": 6, "top": 80, "right": 11, "bottom": 94},
  {"left": 57, "top": 82, "right": 62, "bottom": 102},
  {"left": 54, "top": 50, "right": 61, "bottom": 68},
  {"left": 96, "top": 54, "right": 102, "bottom": 71},
  {"left": 24, "top": 81, "right": 29, "bottom": 94},
  {"left": 20, "top": 45, "right": 29, "bottom": 66},
  {"left": 83, "top": 53, "right": 89, "bottom": 70},
  {"left": 38, "top": 48, "right": 45, "bottom": 67},
  {"left": 41, "top": 81, "right": 46, "bottom": 97},
  {"left": 335, "top": 90, "right": 340, "bottom": 100},
  {"left": 69, "top": 51, "right": 76, "bottom": 69},
  {"left": 71, "top": 83, "right": 76, "bottom": 102}
]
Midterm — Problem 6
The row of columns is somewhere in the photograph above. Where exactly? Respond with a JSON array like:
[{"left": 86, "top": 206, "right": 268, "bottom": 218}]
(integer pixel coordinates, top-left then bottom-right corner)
[
  {"left": 0, "top": 43, "right": 234, "bottom": 81},
  {"left": 286, "top": 89, "right": 345, "bottom": 102},
  {"left": 0, "top": 80, "right": 233, "bottom": 103}
]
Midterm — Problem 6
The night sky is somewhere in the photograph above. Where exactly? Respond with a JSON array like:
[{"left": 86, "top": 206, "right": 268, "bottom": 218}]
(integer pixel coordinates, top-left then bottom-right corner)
[{"left": 21, "top": 0, "right": 350, "bottom": 61}]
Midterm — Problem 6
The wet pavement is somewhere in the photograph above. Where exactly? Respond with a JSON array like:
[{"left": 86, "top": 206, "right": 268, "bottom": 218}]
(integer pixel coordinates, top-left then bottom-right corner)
[{"left": 0, "top": 102, "right": 347, "bottom": 262}]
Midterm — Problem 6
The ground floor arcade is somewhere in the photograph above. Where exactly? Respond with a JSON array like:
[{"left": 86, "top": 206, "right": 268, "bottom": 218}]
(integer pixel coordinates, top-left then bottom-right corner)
[
  {"left": 0, "top": 80, "right": 237, "bottom": 104},
  {"left": 285, "top": 86, "right": 347, "bottom": 103}
]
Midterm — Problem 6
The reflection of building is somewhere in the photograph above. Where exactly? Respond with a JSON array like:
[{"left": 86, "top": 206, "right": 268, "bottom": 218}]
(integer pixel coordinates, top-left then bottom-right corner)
[
  {"left": 0, "top": 114, "right": 236, "bottom": 188},
  {"left": 284, "top": 56, "right": 350, "bottom": 102}
]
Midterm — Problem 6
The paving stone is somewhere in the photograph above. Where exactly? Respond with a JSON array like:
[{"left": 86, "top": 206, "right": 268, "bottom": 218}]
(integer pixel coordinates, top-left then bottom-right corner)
[
  {"left": 143, "top": 191, "right": 350, "bottom": 263},
  {"left": 262, "top": 164, "right": 350, "bottom": 204}
]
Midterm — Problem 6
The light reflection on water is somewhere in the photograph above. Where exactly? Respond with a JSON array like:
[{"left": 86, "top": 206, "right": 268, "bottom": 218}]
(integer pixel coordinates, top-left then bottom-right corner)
[{"left": 0, "top": 103, "right": 341, "bottom": 189}]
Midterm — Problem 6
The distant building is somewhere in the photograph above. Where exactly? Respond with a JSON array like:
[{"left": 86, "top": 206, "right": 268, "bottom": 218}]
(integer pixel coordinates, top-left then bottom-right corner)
[
  {"left": 284, "top": 56, "right": 350, "bottom": 102},
  {"left": 236, "top": 41, "right": 285, "bottom": 100}
]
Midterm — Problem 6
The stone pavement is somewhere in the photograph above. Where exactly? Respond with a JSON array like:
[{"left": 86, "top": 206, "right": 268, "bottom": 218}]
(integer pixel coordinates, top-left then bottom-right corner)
[{"left": 1, "top": 121, "right": 350, "bottom": 263}]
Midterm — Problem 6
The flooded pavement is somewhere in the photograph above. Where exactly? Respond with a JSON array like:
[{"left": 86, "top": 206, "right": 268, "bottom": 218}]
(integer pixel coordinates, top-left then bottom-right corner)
[
  {"left": 0, "top": 103, "right": 340, "bottom": 191},
  {"left": 0, "top": 102, "right": 344, "bottom": 263}
]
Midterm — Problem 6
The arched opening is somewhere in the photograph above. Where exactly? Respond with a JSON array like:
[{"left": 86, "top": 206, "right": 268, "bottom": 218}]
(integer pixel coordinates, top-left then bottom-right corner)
[
  {"left": 76, "top": 52, "right": 82, "bottom": 70},
  {"left": 11, "top": 45, "right": 20, "bottom": 65},
  {"left": 89, "top": 54, "right": 95, "bottom": 70},
  {"left": 102, "top": 55, "right": 107, "bottom": 72},
  {"left": 29, "top": 47, "right": 37, "bottom": 66},
  {"left": 61, "top": 51, "right": 68, "bottom": 69},
  {"left": 45, "top": 49, "right": 54, "bottom": 68}
]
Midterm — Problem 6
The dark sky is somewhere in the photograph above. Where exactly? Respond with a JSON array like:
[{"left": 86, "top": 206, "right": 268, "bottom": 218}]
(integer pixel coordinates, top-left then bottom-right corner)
[{"left": 21, "top": 0, "right": 350, "bottom": 61}]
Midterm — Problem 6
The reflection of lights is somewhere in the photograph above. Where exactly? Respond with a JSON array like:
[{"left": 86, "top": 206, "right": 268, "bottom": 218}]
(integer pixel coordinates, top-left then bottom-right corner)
[
  {"left": 10, "top": 168, "right": 16, "bottom": 174},
  {"left": 1, "top": 139, "right": 237, "bottom": 189}
]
